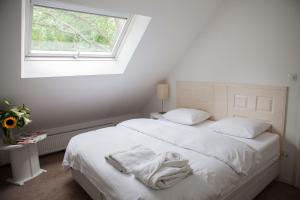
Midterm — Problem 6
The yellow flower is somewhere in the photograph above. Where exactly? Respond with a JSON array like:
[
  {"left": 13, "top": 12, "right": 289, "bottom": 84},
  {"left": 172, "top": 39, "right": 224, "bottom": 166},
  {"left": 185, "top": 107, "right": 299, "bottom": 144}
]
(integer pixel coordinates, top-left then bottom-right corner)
[{"left": 2, "top": 116, "right": 17, "bottom": 129}]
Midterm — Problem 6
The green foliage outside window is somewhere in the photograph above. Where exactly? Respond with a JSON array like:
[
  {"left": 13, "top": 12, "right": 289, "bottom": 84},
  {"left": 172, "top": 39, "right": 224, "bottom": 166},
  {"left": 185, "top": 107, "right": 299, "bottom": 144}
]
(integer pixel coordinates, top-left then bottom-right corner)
[{"left": 31, "top": 6, "right": 126, "bottom": 53}]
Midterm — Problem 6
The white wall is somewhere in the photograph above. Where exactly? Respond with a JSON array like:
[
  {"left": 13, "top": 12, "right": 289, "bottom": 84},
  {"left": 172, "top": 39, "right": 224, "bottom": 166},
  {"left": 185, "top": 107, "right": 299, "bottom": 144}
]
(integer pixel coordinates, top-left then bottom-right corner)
[
  {"left": 295, "top": 96, "right": 300, "bottom": 187},
  {"left": 0, "top": 0, "right": 221, "bottom": 131},
  {"left": 145, "top": 0, "right": 300, "bottom": 185}
]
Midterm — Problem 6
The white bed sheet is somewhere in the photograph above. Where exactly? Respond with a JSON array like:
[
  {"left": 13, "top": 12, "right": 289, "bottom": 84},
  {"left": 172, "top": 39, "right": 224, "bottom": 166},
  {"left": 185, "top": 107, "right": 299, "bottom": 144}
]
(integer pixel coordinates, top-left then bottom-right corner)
[
  {"left": 174, "top": 119, "right": 280, "bottom": 166},
  {"left": 63, "top": 119, "right": 280, "bottom": 200}
]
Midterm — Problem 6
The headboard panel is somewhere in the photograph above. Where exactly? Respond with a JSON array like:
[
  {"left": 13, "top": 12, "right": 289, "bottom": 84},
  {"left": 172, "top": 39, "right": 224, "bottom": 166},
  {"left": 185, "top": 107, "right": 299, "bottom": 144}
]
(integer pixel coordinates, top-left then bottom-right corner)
[{"left": 177, "top": 81, "right": 287, "bottom": 136}]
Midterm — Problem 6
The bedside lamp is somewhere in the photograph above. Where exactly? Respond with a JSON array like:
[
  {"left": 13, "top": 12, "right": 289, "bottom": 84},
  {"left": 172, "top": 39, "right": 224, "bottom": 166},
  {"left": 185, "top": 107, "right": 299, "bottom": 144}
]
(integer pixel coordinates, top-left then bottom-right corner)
[{"left": 157, "top": 83, "right": 169, "bottom": 114}]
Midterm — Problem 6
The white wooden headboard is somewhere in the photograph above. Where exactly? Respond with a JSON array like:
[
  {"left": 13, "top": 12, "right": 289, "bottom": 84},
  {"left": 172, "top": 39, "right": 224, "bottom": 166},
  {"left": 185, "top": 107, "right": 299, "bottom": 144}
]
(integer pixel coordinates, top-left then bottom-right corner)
[{"left": 176, "top": 81, "right": 287, "bottom": 136}]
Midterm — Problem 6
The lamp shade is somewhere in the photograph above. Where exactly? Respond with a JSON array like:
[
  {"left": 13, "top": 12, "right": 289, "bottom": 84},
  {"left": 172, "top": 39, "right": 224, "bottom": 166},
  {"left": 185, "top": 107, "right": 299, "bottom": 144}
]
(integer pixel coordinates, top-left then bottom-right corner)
[{"left": 157, "top": 83, "right": 169, "bottom": 100}]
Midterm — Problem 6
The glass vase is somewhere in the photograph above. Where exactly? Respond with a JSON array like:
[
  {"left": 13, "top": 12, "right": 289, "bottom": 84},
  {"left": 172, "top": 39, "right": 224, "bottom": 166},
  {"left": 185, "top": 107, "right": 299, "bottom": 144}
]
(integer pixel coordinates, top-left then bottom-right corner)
[{"left": 2, "top": 129, "right": 16, "bottom": 145}]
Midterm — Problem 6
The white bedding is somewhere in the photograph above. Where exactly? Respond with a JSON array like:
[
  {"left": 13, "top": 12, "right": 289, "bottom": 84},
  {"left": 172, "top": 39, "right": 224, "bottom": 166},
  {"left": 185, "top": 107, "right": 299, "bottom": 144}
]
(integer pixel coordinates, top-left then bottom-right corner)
[
  {"left": 119, "top": 119, "right": 260, "bottom": 175},
  {"left": 161, "top": 119, "right": 280, "bottom": 165},
  {"left": 63, "top": 119, "right": 279, "bottom": 200},
  {"left": 192, "top": 120, "right": 280, "bottom": 168}
]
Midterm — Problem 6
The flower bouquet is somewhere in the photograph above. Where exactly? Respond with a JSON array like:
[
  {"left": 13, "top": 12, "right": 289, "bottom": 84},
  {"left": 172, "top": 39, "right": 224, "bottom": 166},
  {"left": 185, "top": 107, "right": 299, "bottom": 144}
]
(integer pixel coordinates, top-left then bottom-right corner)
[{"left": 0, "top": 100, "right": 32, "bottom": 145}]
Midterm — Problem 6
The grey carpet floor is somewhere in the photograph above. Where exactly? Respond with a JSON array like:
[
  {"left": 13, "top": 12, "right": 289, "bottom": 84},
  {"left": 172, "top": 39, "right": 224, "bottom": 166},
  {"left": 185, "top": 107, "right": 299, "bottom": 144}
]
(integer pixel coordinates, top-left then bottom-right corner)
[{"left": 0, "top": 151, "right": 300, "bottom": 200}]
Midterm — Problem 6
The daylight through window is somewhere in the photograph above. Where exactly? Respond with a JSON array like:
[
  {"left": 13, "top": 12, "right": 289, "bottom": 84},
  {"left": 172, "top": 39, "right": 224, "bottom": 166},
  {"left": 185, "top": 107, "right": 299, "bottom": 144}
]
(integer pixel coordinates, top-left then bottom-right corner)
[{"left": 28, "top": 5, "right": 129, "bottom": 58}]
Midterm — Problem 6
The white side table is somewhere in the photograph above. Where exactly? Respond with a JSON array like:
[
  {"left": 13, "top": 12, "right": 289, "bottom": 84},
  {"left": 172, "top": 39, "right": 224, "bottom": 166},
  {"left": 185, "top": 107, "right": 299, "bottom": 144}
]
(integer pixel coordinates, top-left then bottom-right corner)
[
  {"left": 150, "top": 112, "right": 164, "bottom": 120},
  {"left": 0, "top": 134, "right": 47, "bottom": 186}
]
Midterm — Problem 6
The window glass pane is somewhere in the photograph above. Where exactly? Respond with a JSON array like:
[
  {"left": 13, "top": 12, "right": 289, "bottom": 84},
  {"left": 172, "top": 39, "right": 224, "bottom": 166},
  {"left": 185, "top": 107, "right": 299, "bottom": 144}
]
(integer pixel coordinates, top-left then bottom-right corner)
[{"left": 31, "top": 5, "right": 127, "bottom": 55}]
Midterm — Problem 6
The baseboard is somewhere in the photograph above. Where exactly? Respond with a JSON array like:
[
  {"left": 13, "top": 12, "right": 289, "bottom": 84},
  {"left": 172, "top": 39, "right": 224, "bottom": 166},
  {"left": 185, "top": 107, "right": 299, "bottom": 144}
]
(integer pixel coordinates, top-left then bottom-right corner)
[{"left": 0, "top": 113, "right": 147, "bottom": 166}]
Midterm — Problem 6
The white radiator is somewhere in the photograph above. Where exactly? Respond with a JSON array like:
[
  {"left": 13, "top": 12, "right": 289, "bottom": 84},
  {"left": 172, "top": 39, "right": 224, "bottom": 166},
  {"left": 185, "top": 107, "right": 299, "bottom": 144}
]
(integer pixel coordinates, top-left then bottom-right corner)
[{"left": 37, "top": 123, "right": 114, "bottom": 155}]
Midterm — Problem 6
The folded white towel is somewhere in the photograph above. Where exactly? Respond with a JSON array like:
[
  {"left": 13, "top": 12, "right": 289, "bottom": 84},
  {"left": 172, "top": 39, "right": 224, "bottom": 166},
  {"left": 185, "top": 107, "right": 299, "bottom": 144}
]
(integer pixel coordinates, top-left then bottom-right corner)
[
  {"left": 106, "top": 146, "right": 193, "bottom": 189},
  {"left": 105, "top": 145, "right": 156, "bottom": 173},
  {"left": 131, "top": 151, "right": 193, "bottom": 190}
]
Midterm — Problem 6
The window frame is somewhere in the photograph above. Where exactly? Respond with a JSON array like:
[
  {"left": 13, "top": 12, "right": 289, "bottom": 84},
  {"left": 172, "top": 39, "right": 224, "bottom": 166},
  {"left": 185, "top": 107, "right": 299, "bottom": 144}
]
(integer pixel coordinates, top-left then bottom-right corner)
[{"left": 25, "top": 0, "right": 132, "bottom": 60}]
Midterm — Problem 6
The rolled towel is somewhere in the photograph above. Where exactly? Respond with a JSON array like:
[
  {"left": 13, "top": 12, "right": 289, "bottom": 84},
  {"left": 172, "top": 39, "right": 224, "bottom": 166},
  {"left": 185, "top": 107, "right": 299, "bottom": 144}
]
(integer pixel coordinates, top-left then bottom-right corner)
[
  {"left": 105, "top": 145, "right": 156, "bottom": 173},
  {"left": 131, "top": 152, "right": 193, "bottom": 190}
]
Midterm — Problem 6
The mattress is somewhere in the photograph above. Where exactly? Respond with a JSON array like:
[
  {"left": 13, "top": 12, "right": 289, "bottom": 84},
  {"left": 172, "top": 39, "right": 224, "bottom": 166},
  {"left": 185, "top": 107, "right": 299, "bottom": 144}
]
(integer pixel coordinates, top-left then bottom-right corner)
[{"left": 64, "top": 119, "right": 280, "bottom": 200}]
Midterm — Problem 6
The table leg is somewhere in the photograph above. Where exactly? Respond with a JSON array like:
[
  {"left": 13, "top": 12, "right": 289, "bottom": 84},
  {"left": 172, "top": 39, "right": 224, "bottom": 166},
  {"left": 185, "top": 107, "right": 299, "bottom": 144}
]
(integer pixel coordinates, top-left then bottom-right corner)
[{"left": 7, "top": 143, "right": 47, "bottom": 186}]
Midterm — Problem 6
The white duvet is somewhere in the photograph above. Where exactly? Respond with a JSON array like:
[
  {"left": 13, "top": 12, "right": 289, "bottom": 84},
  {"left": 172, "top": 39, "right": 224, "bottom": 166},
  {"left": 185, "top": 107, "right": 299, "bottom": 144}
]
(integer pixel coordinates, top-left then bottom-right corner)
[{"left": 63, "top": 119, "right": 261, "bottom": 200}]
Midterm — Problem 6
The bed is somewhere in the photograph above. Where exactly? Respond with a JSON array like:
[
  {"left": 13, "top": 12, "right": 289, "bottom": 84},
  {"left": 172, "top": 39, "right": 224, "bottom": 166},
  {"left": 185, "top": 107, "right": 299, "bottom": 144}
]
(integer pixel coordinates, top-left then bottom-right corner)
[{"left": 63, "top": 81, "right": 287, "bottom": 200}]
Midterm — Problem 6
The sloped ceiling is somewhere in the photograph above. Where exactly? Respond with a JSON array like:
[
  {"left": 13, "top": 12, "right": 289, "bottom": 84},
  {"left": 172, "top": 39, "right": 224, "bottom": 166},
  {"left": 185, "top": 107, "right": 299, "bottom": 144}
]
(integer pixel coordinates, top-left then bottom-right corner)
[{"left": 0, "top": 0, "right": 221, "bottom": 130}]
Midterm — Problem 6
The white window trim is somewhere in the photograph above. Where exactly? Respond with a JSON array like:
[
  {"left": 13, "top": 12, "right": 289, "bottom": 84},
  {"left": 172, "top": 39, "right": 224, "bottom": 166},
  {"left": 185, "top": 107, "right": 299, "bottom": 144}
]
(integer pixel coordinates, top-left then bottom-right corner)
[
  {"left": 21, "top": 0, "right": 151, "bottom": 78},
  {"left": 31, "top": 0, "right": 130, "bottom": 18},
  {"left": 26, "top": 0, "right": 132, "bottom": 60}
]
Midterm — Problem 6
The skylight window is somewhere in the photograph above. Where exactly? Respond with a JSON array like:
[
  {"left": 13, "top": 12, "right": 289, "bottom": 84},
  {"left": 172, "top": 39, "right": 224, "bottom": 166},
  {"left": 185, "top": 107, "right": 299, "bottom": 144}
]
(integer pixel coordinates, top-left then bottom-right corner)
[
  {"left": 22, "top": 0, "right": 151, "bottom": 78},
  {"left": 27, "top": 5, "right": 129, "bottom": 59}
]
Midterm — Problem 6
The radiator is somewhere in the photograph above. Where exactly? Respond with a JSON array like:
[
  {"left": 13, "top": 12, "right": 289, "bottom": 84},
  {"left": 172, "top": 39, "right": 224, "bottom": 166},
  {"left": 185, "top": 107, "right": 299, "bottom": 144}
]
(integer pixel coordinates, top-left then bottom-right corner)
[
  {"left": 37, "top": 122, "right": 114, "bottom": 155},
  {"left": 38, "top": 123, "right": 115, "bottom": 155}
]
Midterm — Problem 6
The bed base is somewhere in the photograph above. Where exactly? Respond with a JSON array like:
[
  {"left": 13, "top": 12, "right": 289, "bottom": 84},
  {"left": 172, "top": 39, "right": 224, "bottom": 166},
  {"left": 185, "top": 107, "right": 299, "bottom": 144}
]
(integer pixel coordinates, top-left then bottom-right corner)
[
  {"left": 71, "top": 160, "right": 279, "bottom": 200},
  {"left": 222, "top": 160, "right": 279, "bottom": 200},
  {"left": 72, "top": 169, "right": 105, "bottom": 200}
]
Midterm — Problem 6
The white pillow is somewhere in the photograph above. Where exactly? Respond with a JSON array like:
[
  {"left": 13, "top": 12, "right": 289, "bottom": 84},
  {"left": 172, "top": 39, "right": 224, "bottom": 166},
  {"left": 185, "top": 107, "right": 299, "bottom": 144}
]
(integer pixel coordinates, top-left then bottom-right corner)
[
  {"left": 209, "top": 117, "right": 271, "bottom": 139},
  {"left": 163, "top": 108, "right": 211, "bottom": 125}
]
